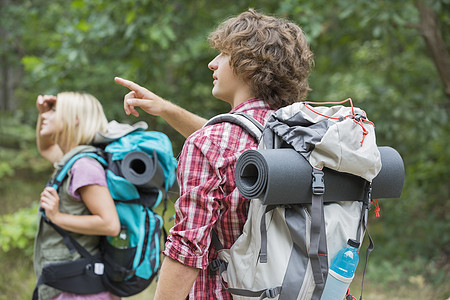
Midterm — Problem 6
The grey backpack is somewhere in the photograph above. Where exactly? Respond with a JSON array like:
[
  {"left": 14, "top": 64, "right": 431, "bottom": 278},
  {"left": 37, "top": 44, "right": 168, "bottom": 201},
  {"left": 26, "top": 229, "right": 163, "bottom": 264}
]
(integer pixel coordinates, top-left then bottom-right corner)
[{"left": 206, "top": 99, "right": 404, "bottom": 300}]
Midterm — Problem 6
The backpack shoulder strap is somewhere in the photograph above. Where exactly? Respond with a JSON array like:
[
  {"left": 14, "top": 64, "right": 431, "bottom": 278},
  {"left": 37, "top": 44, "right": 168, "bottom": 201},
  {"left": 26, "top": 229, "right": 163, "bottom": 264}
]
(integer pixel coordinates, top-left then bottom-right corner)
[
  {"left": 34, "top": 149, "right": 110, "bottom": 299},
  {"left": 43, "top": 150, "right": 108, "bottom": 254},
  {"left": 205, "top": 112, "right": 263, "bottom": 251},
  {"left": 48, "top": 151, "right": 107, "bottom": 191},
  {"left": 203, "top": 112, "right": 264, "bottom": 141}
]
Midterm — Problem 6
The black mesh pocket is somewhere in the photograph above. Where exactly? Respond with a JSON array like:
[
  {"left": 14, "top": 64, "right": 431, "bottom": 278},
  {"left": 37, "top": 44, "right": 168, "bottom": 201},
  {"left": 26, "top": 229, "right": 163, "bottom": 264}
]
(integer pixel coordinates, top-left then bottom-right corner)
[{"left": 103, "top": 241, "right": 136, "bottom": 282}]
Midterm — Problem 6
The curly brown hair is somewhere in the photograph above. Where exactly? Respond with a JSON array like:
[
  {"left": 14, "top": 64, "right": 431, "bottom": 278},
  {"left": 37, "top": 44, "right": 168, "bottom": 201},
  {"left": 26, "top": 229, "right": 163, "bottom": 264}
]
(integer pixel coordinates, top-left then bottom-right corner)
[{"left": 208, "top": 9, "right": 314, "bottom": 109}]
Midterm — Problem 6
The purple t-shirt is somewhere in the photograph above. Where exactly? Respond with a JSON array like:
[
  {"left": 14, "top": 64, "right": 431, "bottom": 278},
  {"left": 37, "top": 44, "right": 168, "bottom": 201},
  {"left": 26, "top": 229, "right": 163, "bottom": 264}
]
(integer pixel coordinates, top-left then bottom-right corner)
[
  {"left": 51, "top": 158, "right": 120, "bottom": 300},
  {"left": 68, "top": 157, "right": 107, "bottom": 201},
  {"left": 50, "top": 291, "right": 121, "bottom": 300}
]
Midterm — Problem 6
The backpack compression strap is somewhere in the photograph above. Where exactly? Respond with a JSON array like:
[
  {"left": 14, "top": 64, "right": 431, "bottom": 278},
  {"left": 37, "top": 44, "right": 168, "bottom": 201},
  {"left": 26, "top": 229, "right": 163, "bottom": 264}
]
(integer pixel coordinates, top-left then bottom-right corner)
[
  {"left": 309, "top": 168, "right": 329, "bottom": 299},
  {"left": 355, "top": 185, "right": 375, "bottom": 300}
]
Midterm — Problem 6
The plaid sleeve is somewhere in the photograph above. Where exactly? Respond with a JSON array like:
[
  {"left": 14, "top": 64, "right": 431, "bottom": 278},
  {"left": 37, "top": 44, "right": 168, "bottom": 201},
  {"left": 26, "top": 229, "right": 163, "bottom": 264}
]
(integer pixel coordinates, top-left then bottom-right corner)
[{"left": 163, "top": 132, "right": 227, "bottom": 270}]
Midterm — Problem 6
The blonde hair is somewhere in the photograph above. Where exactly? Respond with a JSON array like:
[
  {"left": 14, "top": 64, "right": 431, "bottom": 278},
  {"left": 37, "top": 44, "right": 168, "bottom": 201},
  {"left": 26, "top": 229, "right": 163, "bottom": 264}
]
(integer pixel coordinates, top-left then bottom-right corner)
[
  {"left": 54, "top": 92, "right": 108, "bottom": 148},
  {"left": 209, "top": 9, "right": 314, "bottom": 109}
]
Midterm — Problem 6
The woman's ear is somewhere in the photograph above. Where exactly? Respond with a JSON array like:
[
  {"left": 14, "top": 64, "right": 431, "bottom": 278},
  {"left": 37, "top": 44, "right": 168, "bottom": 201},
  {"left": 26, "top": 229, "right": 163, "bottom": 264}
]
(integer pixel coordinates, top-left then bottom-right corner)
[{"left": 75, "top": 117, "right": 79, "bottom": 126}]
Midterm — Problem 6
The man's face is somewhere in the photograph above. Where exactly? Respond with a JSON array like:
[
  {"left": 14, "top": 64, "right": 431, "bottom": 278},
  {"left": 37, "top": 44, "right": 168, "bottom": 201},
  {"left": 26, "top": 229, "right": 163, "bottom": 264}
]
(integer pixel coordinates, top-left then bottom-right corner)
[{"left": 208, "top": 53, "right": 250, "bottom": 107}]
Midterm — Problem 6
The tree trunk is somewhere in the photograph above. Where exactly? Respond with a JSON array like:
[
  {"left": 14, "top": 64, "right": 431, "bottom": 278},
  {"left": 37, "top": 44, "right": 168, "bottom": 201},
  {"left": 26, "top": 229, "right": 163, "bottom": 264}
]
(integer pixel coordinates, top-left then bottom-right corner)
[
  {"left": 415, "top": 0, "right": 450, "bottom": 100},
  {"left": 0, "top": 0, "right": 22, "bottom": 113},
  {"left": 0, "top": 0, "right": 6, "bottom": 111},
  {"left": 0, "top": 55, "right": 7, "bottom": 111},
  {"left": 0, "top": 56, "right": 22, "bottom": 113}
]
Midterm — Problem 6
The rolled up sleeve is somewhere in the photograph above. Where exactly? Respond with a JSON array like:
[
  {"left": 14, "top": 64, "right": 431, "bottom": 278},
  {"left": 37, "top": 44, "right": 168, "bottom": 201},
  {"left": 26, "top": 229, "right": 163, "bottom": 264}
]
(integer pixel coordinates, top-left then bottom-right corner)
[{"left": 163, "top": 133, "right": 228, "bottom": 270}]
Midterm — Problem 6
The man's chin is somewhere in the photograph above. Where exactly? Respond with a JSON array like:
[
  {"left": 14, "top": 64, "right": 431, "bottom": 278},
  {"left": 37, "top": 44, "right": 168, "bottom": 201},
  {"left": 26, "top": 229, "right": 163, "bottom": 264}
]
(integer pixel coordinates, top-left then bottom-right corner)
[{"left": 212, "top": 92, "right": 230, "bottom": 104}]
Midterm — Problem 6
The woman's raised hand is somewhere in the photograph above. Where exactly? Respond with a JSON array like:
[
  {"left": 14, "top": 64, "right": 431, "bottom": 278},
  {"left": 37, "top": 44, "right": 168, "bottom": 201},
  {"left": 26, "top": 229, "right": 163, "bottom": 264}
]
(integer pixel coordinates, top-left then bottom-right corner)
[{"left": 36, "top": 95, "right": 57, "bottom": 114}]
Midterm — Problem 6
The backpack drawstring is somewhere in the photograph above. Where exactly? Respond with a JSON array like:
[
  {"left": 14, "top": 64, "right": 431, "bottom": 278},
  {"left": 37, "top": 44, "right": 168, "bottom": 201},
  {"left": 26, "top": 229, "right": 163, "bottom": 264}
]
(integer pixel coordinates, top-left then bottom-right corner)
[
  {"left": 346, "top": 288, "right": 358, "bottom": 300},
  {"left": 371, "top": 199, "right": 381, "bottom": 218},
  {"left": 352, "top": 114, "right": 375, "bottom": 147},
  {"left": 304, "top": 98, "right": 375, "bottom": 147}
]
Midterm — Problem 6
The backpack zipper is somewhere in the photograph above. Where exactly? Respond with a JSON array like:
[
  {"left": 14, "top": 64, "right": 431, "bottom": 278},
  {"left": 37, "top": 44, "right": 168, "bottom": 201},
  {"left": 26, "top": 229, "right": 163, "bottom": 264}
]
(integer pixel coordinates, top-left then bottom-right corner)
[{"left": 138, "top": 209, "right": 150, "bottom": 265}]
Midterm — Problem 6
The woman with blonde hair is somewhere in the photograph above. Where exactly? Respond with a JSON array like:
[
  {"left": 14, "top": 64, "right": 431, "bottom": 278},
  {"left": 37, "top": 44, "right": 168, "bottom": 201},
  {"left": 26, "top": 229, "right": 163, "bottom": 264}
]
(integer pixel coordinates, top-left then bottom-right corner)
[{"left": 34, "top": 92, "right": 121, "bottom": 300}]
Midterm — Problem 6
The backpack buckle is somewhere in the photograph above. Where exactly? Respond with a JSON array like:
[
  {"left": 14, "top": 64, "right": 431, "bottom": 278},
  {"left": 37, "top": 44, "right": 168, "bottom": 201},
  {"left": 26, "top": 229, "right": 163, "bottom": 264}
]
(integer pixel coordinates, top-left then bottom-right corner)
[
  {"left": 265, "top": 287, "right": 281, "bottom": 298},
  {"left": 210, "top": 258, "right": 222, "bottom": 272},
  {"left": 94, "top": 263, "right": 104, "bottom": 275},
  {"left": 126, "top": 269, "right": 136, "bottom": 277},
  {"left": 85, "top": 263, "right": 103, "bottom": 277},
  {"left": 312, "top": 169, "right": 325, "bottom": 195},
  {"left": 353, "top": 114, "right": 367, "bottom": 122}
]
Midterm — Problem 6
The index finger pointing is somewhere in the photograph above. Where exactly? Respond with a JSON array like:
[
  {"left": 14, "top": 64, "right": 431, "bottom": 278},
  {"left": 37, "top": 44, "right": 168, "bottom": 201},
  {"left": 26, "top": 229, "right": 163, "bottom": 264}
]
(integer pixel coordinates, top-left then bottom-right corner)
[{"left": 114, "top": 77, "right": 144, "bottom": 93}]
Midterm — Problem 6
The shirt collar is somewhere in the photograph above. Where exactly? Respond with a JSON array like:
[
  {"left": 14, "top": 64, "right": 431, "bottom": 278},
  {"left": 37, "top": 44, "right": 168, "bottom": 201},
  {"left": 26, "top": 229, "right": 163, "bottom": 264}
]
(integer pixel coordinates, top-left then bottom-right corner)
[{"left": 230, "top": 98, "right": 271, "bottom": 113}]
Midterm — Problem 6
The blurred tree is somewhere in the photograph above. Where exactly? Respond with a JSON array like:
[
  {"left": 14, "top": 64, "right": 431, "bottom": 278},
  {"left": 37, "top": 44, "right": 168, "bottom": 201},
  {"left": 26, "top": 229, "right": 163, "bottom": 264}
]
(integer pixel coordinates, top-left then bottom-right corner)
[
  {"left": 415, "top": 0, "right": 450, "bottom": 98},
  {"left": 275, "top": 0, "right": 449, "bottom": 282}
]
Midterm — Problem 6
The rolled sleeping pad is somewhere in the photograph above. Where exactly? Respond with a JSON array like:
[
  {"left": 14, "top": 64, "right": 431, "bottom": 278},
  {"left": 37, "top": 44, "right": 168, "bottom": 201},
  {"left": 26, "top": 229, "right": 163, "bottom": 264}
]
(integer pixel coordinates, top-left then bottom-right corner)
[
  {"left": 234, "top": 146, "right": 404, "bottom": 205},
  {"left": 371, "top": 146, "right": 405, "bottom": 199},
  {"left": 121, "top": 150, "right": 165, "bottom": 191}
]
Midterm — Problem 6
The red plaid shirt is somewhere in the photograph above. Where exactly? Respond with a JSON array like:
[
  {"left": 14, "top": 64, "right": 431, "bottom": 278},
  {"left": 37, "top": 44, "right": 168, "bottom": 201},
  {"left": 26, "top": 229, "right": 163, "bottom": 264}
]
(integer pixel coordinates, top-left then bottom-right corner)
[{"left": 163, "top": 99, "right": 274, "bottom": 299}]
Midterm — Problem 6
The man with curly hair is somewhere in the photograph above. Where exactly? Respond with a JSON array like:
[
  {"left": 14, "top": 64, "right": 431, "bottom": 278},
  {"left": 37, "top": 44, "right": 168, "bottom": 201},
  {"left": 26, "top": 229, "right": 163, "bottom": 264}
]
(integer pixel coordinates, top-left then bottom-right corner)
[{"left": 115, "top": 9, "right": 313, "bottom": 299}]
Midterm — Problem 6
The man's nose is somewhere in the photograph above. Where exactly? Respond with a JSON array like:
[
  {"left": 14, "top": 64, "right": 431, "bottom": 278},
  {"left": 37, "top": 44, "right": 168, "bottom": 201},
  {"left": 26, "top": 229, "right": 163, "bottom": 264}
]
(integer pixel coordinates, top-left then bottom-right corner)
[{"left": 208, "top": 60, "right": 217, "bottom": 70}]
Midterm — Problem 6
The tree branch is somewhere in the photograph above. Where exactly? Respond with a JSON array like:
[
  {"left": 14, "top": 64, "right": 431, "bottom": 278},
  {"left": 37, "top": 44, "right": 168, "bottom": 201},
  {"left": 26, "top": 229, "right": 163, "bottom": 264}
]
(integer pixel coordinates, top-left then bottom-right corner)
[{"left": 415, "top": 0, "right": 450, "bottom": 99}]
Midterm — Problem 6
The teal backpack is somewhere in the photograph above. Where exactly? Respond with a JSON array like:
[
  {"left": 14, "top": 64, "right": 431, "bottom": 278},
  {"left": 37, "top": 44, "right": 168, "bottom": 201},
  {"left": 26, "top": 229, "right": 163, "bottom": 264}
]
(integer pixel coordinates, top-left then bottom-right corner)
[{"left": 33, "top": 124, "right": 178, "bottom": 298}]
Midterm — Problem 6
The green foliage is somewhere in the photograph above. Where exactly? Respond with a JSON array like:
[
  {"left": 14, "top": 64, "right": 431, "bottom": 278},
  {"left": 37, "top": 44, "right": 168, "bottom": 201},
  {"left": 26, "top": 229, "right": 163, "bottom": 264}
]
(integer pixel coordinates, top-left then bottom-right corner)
[
  {"left": 0, "top": 250, "right": 35, "bottom": 299},
  {"left": 363, "top": 257, "right": 450, "bottom": 298},
  {"left": 0, "top": 161, "right": 14, "bottom": 179},
  {"left": 0, "top": 203, "right": 38, "bottom": 257},
  {"left": 278, "top": 1, "right": 450, "bottom": 285},
  {"left": 0, "top": 112, "right": 52, "bottom": 180}
]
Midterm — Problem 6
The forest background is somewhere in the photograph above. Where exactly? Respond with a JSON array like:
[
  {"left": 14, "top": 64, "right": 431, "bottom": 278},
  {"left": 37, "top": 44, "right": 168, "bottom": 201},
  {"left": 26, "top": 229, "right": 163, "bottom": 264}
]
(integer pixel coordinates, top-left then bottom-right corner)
[{"left": 0, "top": 0, "right": 448, "bottom": 299}]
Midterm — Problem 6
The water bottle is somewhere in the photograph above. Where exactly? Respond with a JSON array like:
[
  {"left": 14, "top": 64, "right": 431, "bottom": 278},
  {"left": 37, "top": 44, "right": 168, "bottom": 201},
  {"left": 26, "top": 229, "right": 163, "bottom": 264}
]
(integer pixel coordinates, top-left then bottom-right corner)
[
  {"left": 106, "top": 225, "right": 133, "bottom": 281},
  {"left": 321, "top": 239, "right": 360, "bottom": 300},
  {"left": 107, "top": 225, "right": 130, "bottom": 249}
]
